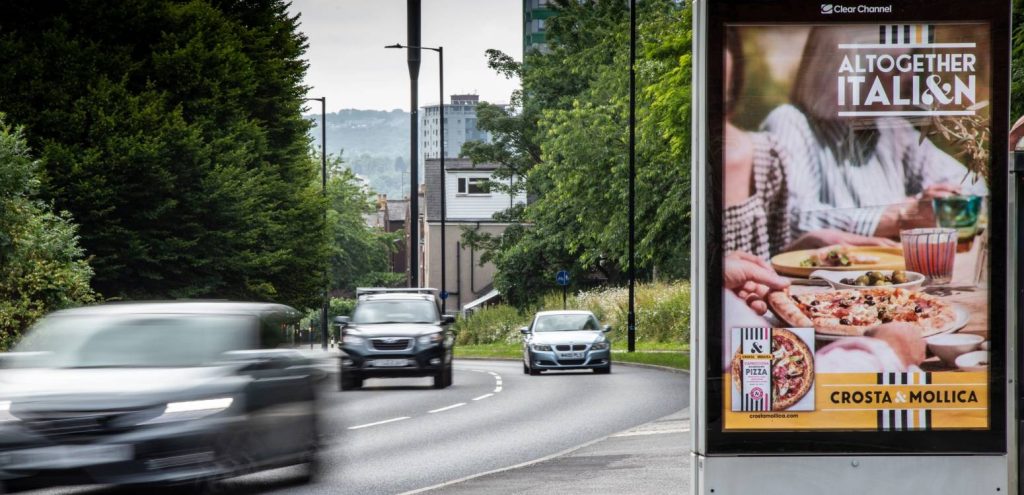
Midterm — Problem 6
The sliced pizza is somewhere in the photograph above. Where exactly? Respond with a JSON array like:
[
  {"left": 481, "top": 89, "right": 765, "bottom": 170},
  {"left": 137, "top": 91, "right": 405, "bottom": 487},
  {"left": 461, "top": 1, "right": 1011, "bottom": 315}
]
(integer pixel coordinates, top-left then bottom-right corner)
[{"left": 767, "top": 287, "right": 957, "bottom": 337}]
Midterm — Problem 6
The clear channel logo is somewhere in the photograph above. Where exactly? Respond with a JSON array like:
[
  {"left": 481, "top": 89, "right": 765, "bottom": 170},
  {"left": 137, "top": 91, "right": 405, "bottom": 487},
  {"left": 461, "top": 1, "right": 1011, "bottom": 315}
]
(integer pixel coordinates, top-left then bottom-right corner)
[{"left": 821, "top": 4, "right": 893, "bottom": 14}]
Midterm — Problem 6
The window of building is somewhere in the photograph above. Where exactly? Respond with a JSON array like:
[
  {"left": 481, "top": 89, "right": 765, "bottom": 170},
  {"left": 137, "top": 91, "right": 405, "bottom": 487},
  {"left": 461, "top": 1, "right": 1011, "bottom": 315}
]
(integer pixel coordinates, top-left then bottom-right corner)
[{"left": 457, "top": 177, "right": 490, "bottom": 195}]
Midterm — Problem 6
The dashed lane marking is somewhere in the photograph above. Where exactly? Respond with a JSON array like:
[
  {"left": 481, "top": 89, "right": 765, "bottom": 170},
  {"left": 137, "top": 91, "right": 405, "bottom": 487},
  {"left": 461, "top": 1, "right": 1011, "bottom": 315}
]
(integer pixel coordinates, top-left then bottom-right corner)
[
  {"left": 472, "top": 393, "right": 494, "bottom": 401},
  {"left": 348, "top": 416, "right": 411, "bottom": 430},
  {"left": 428, "top": 403, "right": 467, "bottom": 414}
]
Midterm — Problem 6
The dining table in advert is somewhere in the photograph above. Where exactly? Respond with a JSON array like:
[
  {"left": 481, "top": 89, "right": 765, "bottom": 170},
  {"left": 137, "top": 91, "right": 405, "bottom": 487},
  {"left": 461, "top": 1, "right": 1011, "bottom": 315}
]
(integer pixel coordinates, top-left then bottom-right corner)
[{"left": 774, "top": 235, "right": 989, "bottom": 371}]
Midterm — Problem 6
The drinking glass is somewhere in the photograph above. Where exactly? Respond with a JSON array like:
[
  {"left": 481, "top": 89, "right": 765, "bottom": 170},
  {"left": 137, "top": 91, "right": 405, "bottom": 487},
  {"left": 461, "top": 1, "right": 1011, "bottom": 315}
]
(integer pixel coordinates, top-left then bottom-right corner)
[
  {"left": 932, "top": 195, "right": 982, "bottom": 241},
  {"left": 900, "top": 228, "right": 958, "bottom": 285}
]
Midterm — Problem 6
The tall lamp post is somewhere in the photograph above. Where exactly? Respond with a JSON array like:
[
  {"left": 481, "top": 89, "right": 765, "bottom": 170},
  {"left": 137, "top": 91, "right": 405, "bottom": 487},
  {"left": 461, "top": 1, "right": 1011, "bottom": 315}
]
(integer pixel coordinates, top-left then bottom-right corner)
[
  {"left": 387, "top": 43, "right": 446, "bottom": 310},
  {"left": 305, "top": 96, "right": 329, "bottom": 351},
  {"left": 627, "top": 0, "right": 637, "bottom": 352}
]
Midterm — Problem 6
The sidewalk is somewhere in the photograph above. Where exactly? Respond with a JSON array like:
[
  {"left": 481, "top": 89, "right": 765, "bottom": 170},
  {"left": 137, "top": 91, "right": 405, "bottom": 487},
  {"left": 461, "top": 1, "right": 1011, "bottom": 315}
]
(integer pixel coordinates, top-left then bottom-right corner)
[{"left": 420, "top": 408, "right": 691, "bottom": 495}]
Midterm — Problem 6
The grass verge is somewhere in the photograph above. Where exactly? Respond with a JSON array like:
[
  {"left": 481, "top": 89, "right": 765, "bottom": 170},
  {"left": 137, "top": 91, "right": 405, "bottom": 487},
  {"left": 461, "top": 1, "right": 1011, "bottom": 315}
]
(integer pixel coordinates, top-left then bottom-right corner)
[{"left": 455, "top": 343, "right": 689, "bottom": 371}]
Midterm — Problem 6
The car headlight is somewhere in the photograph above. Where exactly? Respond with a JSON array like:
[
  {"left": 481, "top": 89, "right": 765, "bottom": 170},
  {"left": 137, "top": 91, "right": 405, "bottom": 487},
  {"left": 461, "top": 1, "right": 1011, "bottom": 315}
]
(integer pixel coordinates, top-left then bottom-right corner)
[
  {"left": 418, "top": 333, "right": 444, "bottom": 345},
  {"left": 0, "top": 401, "right": 17, "bottom": 423},
  {"left": 140, "top": 398, "right": 234, "bottom": 425},
  {"left": 531, "top": 344, "right": 552, "bottom": 352},
  {"left": 590, "top": 342, "right": 610, "bottom": 351},
  {"left": 343, "top": 334, "right": 365, "bottom": 345}
]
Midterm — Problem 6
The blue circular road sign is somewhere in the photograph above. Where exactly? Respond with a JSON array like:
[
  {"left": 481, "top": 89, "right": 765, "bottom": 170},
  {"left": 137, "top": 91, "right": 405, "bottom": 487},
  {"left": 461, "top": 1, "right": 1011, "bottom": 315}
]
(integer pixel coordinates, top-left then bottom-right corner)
[
  {"left": 440, "top": 290, "right": 449, "bottom": 300},
  {"left": 555, "top": 270, "right": 570, "bottom": 286}
]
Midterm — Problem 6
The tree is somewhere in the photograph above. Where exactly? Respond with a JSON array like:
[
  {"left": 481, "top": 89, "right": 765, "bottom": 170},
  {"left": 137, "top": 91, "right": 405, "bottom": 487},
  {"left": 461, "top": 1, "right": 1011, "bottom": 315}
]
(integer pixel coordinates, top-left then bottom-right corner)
[
  {"left": 326, "top": 159, "right": 403, "bottom": 292},
  {"left": 0, "top": 117, "right": 96, "bottom": 349},
  {"left": 0, "top": 0, "right": 328, "bottom": 309},
  {"left": 1013, "top": 0, "right": 1024, "bottom": 120},
  {"left": 462, "top": 0, "right": 691, "bottom": 306}
]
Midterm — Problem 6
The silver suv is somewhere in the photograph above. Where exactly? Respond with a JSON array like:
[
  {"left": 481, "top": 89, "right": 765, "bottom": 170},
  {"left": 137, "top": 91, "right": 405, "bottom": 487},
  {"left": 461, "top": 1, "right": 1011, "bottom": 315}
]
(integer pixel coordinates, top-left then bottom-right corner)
[{"left": 337, "top": 288, "right": 455, "bottom": 390}]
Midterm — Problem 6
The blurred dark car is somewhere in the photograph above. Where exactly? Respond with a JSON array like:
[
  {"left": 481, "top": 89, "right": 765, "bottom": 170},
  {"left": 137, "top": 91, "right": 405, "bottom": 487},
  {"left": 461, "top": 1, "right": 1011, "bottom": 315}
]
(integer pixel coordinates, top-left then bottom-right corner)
[
  {"left": 337, "top": 288, "right": 455, "bottom": 390},
  {"left": 0, "top": 302, "right": 322, "bottom": 492}
]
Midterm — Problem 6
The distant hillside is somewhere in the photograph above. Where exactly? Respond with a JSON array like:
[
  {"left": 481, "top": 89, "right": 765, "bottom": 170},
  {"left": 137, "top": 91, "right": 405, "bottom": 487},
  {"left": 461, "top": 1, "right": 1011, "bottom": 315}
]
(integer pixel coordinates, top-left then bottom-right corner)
[{"left": 305, "top": 109, "right": 411, "bottom": 199}]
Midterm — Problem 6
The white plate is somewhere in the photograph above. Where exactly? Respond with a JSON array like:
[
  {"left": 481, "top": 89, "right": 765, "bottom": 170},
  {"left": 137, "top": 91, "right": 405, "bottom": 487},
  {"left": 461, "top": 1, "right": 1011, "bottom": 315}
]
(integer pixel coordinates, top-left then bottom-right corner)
[
  {"left": 954, "top": 350, "right": 989, "bottom": 372},
  {"left": 815, "top": 305, "right": 969, "bottom": 342},
  {"left": 371, "top": 359, "right": 410, "bottom": 367},
  {"left": 558, "top": 352, "right": 584, "bottom": 359},
  {"left": 809, "top": 269, "right": 926, "bottom": 291}
]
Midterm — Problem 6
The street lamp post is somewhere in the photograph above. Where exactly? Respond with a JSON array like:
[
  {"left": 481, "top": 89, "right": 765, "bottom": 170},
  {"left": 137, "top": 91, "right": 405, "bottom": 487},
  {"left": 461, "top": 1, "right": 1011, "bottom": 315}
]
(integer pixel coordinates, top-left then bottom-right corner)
[
  {"left": 387, "top": 43, "right": 446, "bottom": 310},
  {"left": 305, "top": 96, "right": 329, "bottom": 351},
  {"left": 627, "top": 0, "right": 637, "bottom": 352}
]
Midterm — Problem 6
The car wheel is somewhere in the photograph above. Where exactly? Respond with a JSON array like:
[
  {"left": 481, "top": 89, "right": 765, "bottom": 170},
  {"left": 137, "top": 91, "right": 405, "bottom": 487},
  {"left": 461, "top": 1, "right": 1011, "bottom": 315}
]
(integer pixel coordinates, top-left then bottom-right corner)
[
  {"left": 433, "top": 366, "right": 450, "bottom": 389},
  {"left": 594, "top": 364, "right": 612, "bottom": 374},
  {"left": 340, "top": 372, "right": 362, "bottom": 391},
  {"left": 523, "top": 362, "right": 529, "bottom": 374}
]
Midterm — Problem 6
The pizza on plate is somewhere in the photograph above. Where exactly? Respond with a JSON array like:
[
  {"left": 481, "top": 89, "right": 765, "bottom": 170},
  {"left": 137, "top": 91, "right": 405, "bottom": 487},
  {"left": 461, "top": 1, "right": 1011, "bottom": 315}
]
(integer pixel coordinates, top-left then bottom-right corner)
[
  {"left": 731, "top": 328, "right": 814, "bottom": 411},
  {"left": 767, "top": 287, "right": 956, "bottom": 337}
]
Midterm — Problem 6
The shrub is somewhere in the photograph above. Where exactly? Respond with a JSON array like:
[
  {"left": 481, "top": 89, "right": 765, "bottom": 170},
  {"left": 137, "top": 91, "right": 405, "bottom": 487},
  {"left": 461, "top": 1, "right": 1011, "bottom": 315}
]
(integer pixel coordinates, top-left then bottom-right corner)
[
  {"left": 0, "top": 117, "right": 96, "bottom": 349},
  {"left": 454, "top": 281, "right": 690, "bottom": 348}
]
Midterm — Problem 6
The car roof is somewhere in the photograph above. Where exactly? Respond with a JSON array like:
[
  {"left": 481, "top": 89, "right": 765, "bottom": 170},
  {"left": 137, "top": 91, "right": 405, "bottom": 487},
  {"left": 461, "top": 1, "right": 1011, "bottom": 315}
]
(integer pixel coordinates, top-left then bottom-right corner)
[
  {"left": 534, "top": 310, "right": 595, "bottom": 317},
  {"left": 361, "top": 293, "right": 436, "bottom": 301},
  {"left": 47, "top": 301, "right": 301, "bottom": 318}
]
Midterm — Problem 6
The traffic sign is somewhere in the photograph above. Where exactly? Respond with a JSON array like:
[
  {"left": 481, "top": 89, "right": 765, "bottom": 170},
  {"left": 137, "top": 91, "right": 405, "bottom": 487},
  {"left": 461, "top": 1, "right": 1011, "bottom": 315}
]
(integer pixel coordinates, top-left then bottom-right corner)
[
  {"left": 440, "top": 290, "right": 449, "bottom": 300},
  {"left": 555, "top": 270, "right": 570, "bottom": 286}
]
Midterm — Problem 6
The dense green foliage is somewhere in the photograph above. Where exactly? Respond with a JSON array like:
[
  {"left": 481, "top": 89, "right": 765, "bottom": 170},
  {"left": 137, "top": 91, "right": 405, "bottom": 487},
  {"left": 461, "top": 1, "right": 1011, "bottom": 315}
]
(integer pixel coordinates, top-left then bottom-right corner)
[
  {"left": 1014, "top": 0, "right": 1024, "bottom": 120},
  {"left": 463, "top": 0, "right": 692, "bottom": 307},
  {"left": 453, "top": 281, "right": 690, "bottom": 348},
  {"left": 0, "top": 118, "right": 96, "bottom": 349},
  {"left": 0, "top": 0, "right": 327, "bottom": 309},
  {"left": 326, "top": 161, "right": 404, "bottom": 292}
]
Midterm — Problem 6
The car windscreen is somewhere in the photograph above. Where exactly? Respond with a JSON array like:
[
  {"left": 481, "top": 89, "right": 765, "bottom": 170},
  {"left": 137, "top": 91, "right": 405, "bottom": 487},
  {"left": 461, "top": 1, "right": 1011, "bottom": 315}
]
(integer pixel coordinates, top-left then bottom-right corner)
[
  {"left": 351, "top": 300, "right": 439, "bottom": 324},
  {"left": 8, "top": 314, "right": 255, "bottom": 368},
  {"left": 533, "top": 314, "right": 600, "bottom": 332}
]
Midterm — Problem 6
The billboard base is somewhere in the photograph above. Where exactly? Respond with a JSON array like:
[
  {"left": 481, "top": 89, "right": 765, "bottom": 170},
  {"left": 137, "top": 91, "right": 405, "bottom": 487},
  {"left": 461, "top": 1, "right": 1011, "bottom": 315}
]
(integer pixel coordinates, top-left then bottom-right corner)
[{"left": 693, "top": 454, "right": 1008, "bottom": 495}]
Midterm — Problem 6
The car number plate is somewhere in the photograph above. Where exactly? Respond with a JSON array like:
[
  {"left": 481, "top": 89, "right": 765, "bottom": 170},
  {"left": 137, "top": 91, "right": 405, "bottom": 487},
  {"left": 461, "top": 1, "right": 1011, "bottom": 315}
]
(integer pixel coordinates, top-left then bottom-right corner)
[
  {"left": 372, "top": 359, "right": 410, "bottom": 367},
  {"left": 6, "top": 444, "right": 133, "bottom": 469},
  {"left": 559, "top": 352, "right": 585, "bottom": 359}
]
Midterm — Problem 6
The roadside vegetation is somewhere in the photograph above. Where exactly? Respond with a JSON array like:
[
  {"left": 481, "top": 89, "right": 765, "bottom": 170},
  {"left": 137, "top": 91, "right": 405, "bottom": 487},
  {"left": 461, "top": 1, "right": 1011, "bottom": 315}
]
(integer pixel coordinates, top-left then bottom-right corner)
[{"left": 452, "top": 282, "right": 689, "bottom": 370}]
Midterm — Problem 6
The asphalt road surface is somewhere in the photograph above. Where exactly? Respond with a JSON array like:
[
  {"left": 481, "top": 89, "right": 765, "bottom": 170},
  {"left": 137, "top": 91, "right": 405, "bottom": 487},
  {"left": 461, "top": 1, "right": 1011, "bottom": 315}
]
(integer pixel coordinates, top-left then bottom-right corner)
[{"left": 36, "top": 358, "right": 688, "bottom": 495}]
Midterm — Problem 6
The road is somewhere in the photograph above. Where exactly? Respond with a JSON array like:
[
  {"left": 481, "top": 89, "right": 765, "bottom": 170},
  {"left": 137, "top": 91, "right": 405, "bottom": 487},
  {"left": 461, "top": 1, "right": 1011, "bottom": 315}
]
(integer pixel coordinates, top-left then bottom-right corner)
[{"left": 38, "top": 358, "right": 688, "bottom": 495}]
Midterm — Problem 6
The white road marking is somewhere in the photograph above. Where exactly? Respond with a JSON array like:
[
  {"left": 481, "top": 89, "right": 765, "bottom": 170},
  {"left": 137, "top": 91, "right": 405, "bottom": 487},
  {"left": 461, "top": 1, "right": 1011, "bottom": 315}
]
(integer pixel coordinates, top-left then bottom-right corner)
[
  {"left": 611, "top": 428, "right": 690, "bottom": 437},
  {"left": 472, "top": 393, "right": 493, "bottom": 401},
  {"left": 494, "top": 386, "right": 502, "bottom": 393},
  {"left": 487, "top": 371, "right": 499, "bottom": 377},
  {"left": 470, "top": 369, "right": 487, "bottom": 373},
  {"left": 428, "top": 403, "right": 466, "bottom": 414},
  {"left": 348, "top": 416, "right": 411, "bottom": 430}
]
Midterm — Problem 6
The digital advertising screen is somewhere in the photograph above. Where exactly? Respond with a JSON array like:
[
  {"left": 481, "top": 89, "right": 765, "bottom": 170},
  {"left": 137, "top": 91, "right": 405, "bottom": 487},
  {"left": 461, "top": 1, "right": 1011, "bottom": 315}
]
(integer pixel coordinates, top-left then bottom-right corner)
[{"left": 700, "top": 0, "right": 1009, "bottom": 454}]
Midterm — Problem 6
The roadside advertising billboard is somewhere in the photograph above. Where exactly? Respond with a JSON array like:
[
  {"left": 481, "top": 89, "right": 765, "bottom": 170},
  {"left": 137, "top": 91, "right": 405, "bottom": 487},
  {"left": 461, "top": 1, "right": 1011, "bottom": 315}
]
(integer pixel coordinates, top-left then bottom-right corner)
[{"left": 692, "top": 0, "right": 1010, "bottom": 462}]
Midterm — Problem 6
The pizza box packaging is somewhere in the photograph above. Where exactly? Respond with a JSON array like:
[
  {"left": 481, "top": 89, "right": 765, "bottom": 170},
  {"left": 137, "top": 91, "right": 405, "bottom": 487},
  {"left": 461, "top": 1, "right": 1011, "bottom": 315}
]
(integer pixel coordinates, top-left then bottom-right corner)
[{"left": 731, "top": 327, "right": 817, "bottom": 412}]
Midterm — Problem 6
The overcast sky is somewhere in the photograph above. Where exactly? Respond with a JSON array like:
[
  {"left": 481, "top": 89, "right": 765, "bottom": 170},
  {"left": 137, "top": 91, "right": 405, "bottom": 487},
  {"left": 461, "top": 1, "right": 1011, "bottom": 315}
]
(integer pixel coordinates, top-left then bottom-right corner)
[{"left": 288, "top": 0, "right": 523, "bottom": 112}]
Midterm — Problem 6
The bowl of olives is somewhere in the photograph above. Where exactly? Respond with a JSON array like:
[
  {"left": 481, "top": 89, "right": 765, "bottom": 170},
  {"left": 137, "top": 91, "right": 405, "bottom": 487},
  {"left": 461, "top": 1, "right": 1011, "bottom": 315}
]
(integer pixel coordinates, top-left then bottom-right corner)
[{"left": 809, "top": 269, "right": 926, "bottom": 291}]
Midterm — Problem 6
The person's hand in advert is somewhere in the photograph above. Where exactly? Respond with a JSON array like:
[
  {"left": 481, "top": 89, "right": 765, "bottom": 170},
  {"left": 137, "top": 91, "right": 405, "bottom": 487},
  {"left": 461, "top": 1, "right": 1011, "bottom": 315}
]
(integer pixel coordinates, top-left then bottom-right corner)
[
  {"left": 865, "top": 323, "right": 927, "bottom": 368},
  {"left": 784, "top": 228, "right": 898, "bottom": 251},
  {"left": 724, "top": 251, "right": 790, "bottom": 314},
  {"left": 816, "top": 323, "right": 926, "bottom": 373}
]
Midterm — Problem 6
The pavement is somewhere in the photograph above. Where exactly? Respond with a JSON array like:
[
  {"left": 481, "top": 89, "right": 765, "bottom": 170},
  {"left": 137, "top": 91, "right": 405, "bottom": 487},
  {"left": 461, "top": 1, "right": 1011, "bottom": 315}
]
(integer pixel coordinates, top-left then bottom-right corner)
[{"left": 417, "top": 409, "right": 690, "bottom": 495}]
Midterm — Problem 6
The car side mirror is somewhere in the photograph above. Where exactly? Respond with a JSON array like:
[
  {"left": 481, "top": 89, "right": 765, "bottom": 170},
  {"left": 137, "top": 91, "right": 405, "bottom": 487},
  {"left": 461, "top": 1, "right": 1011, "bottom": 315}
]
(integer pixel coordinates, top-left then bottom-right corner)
[
  {"left": 442, "top": 314, "right": 456, "bottom": 325},
  {"left": 519, "top": 326, "right": 530, "bottom": 335},
  {"left": 602, "top": 325, "right": 611, "bottom": 333}
]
